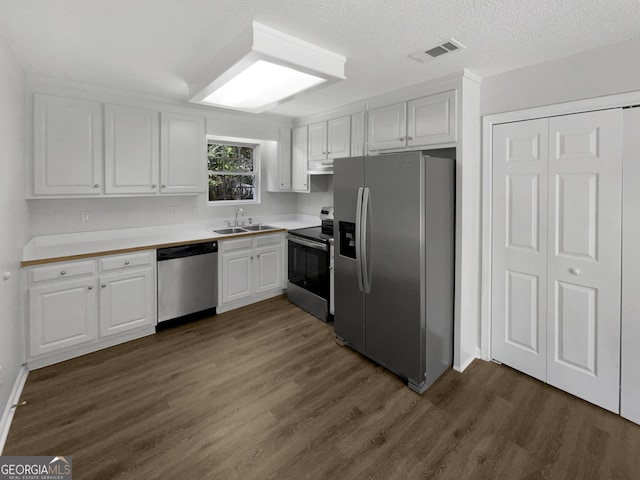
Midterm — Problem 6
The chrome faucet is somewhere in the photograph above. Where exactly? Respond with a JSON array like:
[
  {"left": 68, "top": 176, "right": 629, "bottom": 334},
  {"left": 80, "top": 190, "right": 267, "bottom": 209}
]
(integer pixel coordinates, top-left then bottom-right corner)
[{"left": 234, "top": 208, "right": 245, "bottom": 226}]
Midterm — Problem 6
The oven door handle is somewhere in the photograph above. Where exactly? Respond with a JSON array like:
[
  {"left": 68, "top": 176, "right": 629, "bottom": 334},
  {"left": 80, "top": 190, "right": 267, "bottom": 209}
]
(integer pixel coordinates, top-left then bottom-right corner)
[{"left": 287, "top": 234, "right": 328, "bottom": 251}]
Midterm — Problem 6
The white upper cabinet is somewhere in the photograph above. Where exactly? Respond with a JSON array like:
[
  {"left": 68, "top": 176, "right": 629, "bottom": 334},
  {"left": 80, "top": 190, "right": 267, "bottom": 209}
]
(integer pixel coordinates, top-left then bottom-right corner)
[
  {"left": 160, "top": 112, "right": 206, "bottom": 194},
  {"left": 308, "top": 122, "right": 328, "bottom": 162},
  {"left": 104, "top": 104, "right": 160, "bottom": 194},
  {"left": 267, "top": 128, "right": 294, "bottom": 193},
  {"left": 307, "top": 115, "right": 351, "bottom": 173},
  {"left": 350, "top": 112, "right": 365, "bottom": 157},
  {"left": 327, "top": 116, "right": 351, "bottom": 159},
  {"left": 277, "top": 128, "right": 292, "bottom": 191},
  {"left": 33, "top": 93, "right": 208, "bottom": 197},
  {"left": 291, "top": 126, "right": 309, "bottom": 192},
  {"left": 367, "top": 90, "right": 457, "bottom": 154},
  {"left": 34, "top": 94, "right": 103, "bottom": 195},
  {"left": 407, "top": 90, "right": 457, "bottom": 147},
  {"left": 367, "top": 102, "right": 407, "bottom": 153}
]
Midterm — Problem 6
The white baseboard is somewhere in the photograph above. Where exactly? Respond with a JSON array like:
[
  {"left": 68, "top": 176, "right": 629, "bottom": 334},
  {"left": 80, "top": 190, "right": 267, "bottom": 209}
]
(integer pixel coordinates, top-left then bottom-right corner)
[
  {"left": 0, "top": 365, "right": 29, "bottom": 454},
  {"left": 453, "top": 349, "right": 480, "bottom": 373}
]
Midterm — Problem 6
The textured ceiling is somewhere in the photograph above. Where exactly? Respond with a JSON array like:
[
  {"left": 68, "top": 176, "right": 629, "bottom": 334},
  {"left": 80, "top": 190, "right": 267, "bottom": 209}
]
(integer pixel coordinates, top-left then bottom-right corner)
[{"left": 0, "top": 0, "right": 639, "bottom": 118}]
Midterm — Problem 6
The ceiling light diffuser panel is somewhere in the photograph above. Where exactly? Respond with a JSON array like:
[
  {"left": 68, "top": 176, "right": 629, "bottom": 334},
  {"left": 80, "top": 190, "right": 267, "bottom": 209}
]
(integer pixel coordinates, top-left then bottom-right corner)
[{"left": 189, "top": 22, "right": 346, "bottom": 113}]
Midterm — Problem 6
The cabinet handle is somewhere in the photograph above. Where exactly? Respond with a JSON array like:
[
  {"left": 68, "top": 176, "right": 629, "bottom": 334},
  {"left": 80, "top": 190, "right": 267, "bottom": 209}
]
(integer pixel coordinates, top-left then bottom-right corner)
[
  {"left": 93, "top": 184, "right": 99, "bottom": 188},
  {"left": 569, "top": 267, "right": 580, "bottom": 276},
  {"left": 101, "top": 283, "right": 107, "bottom": 288},
  {"left": 60, "top": 270, "right": 66, "bottom": 275},
  {"left": 152, "top": 184, "right": 157, "bottom": 188},
  {"left": 250, "top": 256, "right": 254, "bottom": 260},
  {"left": 124, "top": 260, "right": 130, "bottom": 265},
  {"left": 88, "top": 285, "right": 94, "bottom": 290},
  {"left": 161, "top": 184, "right": 167, "bottom": 188},
  {"left": 407, "top": 136, "right": 413, "bottom": 141},
  {"left": 398, "top": 137, "right": 405, "bottom": 141}
]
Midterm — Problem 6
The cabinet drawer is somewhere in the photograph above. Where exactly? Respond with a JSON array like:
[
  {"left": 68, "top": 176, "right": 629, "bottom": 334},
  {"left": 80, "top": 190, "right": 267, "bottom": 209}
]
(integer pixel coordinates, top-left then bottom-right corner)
[
  {"left": 255, "top": 233, "right": 282, "bottom": 248},
  {"left": 220, "top": 237, "right": 253, "bottom": 253},
  {"left": 30, "top": 260, "right": 96, "bottom": 283},
  {"left": 100, "top": 251, "right": 153, "bottom": 272}
]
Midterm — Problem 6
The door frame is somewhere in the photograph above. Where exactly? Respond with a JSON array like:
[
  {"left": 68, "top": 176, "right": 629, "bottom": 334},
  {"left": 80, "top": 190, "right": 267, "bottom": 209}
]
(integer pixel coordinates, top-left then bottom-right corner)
[{"left": 480, "top": 89, "right": 640, "bottom": 361}]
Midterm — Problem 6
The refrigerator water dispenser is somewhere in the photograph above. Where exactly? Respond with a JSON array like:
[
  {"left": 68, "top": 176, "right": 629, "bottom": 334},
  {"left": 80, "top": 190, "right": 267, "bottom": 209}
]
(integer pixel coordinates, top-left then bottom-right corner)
[{"left": 339, "top": 221, "right": 357, "bottom": 259}]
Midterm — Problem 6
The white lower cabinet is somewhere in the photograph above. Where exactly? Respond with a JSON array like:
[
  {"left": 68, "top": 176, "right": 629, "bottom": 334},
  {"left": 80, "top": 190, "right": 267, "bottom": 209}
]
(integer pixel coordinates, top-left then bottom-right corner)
[
  {"left": 218, "top": 233, "right": 285, "bottom": 312},
  {"left": 27, "top": 251, "right": 156, "bottom": 367},
  {"left": 29, "top": 277, "right": 99, "bottom": 356},
  {"left": 99, "top": 267, "right": 155, "bottom": 337},
  {"left": 221, "top": 247, "right": 254, "bottom": 304},
  {"left": 254, "top": 246, "right": 284, "bottom": 294}
]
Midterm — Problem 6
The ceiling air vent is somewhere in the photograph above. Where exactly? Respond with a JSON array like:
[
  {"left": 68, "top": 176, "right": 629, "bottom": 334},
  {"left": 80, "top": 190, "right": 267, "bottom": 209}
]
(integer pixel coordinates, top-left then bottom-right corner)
[{"left": 410, "top": 38, "right": 465, "bottom": 63}]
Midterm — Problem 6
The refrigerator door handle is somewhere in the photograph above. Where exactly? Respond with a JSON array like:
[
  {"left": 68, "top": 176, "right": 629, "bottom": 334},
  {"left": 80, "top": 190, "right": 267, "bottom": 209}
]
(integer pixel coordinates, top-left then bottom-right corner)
[
  {"left": 355, "top": 187, "right": 364, "bottom": 292},
  {"left": 362, "top": 187, "right": 371, "bottom": 294}
]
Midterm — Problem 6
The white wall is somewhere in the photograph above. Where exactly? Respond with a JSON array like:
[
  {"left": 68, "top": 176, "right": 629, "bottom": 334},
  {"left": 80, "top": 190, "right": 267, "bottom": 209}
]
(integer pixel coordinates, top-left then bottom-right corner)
[
  {"left": 296, "top": 175, "right": 333, "bottom": 215},
  {"left": 0, "top": 37, "right": 28, "bottom": 438},
  {"left": 481, "top": 37, "right": 640, "bottom": 115}
]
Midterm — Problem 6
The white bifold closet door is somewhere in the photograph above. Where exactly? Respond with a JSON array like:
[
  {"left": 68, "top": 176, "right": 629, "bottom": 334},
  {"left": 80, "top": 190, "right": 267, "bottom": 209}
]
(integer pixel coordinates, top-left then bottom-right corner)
[{"left": 492, "top": 109, "right": 623, "bottom": 413}]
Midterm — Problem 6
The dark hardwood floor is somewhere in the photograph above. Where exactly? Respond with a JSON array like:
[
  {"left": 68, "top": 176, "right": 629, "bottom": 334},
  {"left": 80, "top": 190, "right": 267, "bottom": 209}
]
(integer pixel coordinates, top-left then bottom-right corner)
[{"left": 5, "top": 295, "right": 640, "bottom": 479}]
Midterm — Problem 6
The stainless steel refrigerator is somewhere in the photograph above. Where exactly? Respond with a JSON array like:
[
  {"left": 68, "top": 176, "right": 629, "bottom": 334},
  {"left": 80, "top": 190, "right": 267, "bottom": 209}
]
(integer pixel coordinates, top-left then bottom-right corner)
[{"left": 334, "top": 151, "right": 455, "bottom": 393}]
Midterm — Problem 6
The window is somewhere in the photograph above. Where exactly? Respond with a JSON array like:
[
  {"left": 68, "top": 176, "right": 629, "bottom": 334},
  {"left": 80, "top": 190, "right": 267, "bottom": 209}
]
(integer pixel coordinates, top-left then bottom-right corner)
[{"left": 207, "top": 140, "right": 259, "bottom": 204}]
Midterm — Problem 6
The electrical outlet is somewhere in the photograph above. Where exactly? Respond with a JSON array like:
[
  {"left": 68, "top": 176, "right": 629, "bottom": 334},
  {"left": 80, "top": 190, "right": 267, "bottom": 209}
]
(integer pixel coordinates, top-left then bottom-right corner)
[{"left": 81, "top": 211, "right": 90, "bottom": 224}]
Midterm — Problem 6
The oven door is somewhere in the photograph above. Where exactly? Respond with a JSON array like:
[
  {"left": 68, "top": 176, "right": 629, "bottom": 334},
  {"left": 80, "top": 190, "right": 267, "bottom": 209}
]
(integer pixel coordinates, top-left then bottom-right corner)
[{"left": 287, "top": 235, "right": 329, "bottom": 300}]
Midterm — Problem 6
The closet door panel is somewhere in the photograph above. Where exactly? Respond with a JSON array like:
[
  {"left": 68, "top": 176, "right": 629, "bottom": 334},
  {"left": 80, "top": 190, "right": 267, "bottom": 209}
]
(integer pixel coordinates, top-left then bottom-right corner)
[
  {"left": 621, "top": 107, "right": 640, "bottom": 424},
  {"left": 546, "top": 109, "right": 622, "bottom": 413},
  {"left": 491, "top": 119, "right": 549, "bottom": 381}
]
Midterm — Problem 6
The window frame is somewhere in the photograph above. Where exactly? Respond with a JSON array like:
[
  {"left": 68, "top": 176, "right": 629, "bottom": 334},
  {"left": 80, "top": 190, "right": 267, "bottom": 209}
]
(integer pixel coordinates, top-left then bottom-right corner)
[{"left": 206, "top": 137, "right": 261, "bottom": 206}]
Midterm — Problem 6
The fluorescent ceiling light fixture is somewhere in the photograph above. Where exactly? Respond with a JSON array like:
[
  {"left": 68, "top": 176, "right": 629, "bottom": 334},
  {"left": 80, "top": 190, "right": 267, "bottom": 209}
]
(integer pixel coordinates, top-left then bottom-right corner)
[
  {"left": 189, "top": 22, "right": 346, "bottom": 113},
  {"left": 202, "top": 60, "right": 326, "bottom": 110}
]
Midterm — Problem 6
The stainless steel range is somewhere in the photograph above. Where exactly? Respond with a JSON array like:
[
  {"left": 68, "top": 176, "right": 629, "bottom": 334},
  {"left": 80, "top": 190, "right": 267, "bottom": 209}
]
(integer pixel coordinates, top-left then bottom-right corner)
[{"left": 287, "top": 207, "right": 333, "bottom": 322}]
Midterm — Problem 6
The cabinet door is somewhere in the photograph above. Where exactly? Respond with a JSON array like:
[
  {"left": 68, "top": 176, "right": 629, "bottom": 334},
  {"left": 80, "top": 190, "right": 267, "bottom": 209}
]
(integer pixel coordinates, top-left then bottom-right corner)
[
  {"left": 104, "top": 104, "right": 160, "bottom": 194},
  {"left": 277, "top": 128, "right": 292, "bottom": 190},
  {"left": 327, "top": 115, "right": 351, "bottom": 159},
  {"left": 221, "top": 250, "right": 253, "bottom": 304},
  {"left": 308, "top": 122, "right": 328, "bottom": 161},
  {"left": 33, "top": 94, "right": 102, "bottom": 195},
  {"left": 291, "top": 126, "right": 309, "bottom": 192},
  {"left": 255, "top": 245, "right": 284, "bottom": 294},
  {"left": 160, "top": 112, "right": 205, "bottom": 194},
  {"left": 407, "top": 90, "right": 457, "bottom": 147},
  {"left": 350, "top": 112, "right": 365, "bottom": 157},
  {"left": 29, "top": 278, "right": 98, "bottom": 357},
  {"left": 366, "top": 102, "right": 406, "bottom": 153},
  {"left": 99, "top": 267, "right": 155, "bottom": 337}
]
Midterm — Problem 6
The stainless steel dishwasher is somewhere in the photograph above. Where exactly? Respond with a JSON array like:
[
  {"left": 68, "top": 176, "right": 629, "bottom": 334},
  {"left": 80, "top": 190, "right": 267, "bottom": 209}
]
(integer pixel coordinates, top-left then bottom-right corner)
[{"left": 157, "top": 242, "right": 218, "bottom": 324}]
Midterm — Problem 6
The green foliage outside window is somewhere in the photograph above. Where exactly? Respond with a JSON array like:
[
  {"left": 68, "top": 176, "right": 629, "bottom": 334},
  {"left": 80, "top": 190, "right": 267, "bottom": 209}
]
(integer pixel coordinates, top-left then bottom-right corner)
[{"left": 207, "top": 143, "right": 257, "bottom": 202}]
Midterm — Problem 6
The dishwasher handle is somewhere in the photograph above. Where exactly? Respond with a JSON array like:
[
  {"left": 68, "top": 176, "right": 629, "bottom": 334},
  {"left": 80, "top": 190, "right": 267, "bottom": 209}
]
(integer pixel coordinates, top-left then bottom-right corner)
[{"left": 157, "top": 242, "right": 218, "bottom": 261}]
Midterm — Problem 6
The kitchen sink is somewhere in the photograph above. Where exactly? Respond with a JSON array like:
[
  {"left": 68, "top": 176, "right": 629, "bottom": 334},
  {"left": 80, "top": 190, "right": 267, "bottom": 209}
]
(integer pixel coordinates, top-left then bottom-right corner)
[
  {"left": 213, "top": 227, "right": 247, "bottom": 235},
  {"left": 242, "top": 224, "right": 278, "bottom": 231}
]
